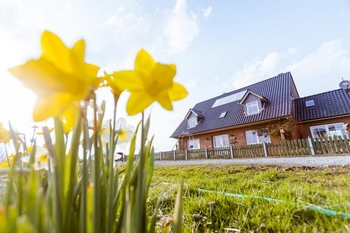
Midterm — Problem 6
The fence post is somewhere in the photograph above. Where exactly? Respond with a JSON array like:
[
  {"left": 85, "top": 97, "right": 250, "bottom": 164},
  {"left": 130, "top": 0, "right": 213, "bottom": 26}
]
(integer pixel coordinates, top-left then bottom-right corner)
[
  {"left": 173, "top": 150, "right": 176, "bottom": 161},
  {"left": 307, "top": 137, "right": 315, "bottom": 155},
  {"left": 160, "top": 151, "right": 162, "bottom": 161},
  {"left": 230, "top": 145, "right": 234, "bottom": 159},
  {"left": 205, "top": 148, "right": 208, "bottom": 159},
  {"left": 263, "top": 142, "right": 268, "bottom": 157},
  {"left": 185, "top": 150, "right": 188, "bottom": 160}
]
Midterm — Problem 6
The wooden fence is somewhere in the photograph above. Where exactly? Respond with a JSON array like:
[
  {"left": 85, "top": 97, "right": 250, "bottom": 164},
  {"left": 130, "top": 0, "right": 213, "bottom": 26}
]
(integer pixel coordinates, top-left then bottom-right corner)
[{"left": 154, "top": 135, "right": 350, "bottom": 161}]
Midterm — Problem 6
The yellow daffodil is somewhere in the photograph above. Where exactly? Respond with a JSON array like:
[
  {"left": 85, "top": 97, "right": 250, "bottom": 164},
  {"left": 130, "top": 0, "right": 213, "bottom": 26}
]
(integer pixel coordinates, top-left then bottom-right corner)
[
  {"left": 0, "top": 123, "right": 10, "bottom": 143},
  {"left": 0, "top": 154, "right": 14, "bottom": 168},
  {"left": 103, "top": 72, "right": 124, "bottom": 98},
  {"left": 111, "top": 49, "right": 188, "bottom": 115},
  {"left": 9, "top": 31, "right": 101, "bottom": 131}
]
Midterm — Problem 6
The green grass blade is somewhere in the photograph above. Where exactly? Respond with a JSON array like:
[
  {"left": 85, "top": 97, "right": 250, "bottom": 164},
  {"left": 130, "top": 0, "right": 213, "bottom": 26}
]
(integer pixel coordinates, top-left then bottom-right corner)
[{"left": 172, "top": 179, "right": 184, "bottom": 233}]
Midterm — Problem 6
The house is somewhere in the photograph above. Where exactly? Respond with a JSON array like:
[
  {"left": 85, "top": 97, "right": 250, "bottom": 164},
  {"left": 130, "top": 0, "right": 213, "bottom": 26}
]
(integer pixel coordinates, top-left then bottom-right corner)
[
  {"left": 293, "top": 89, "right": 350, "bottom": 139},
  {"left": 170, "top": 72, "right": 350, "bottom": 150}
]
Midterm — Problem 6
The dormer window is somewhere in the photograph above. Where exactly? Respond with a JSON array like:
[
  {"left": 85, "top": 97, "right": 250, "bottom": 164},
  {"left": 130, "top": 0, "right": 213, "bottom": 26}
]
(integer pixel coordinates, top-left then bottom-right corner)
[
  {"left": 246, "top": 101, "right": 259, "bottom": 115},
  {"left": 239, "top": 91, "right": 267, "bottom": 116},
  {"left": 187, "top": 116, "right": 198, "bottom": 128},
  {"left": 185, "top": 109, "right": 204, "bottom": 129}
]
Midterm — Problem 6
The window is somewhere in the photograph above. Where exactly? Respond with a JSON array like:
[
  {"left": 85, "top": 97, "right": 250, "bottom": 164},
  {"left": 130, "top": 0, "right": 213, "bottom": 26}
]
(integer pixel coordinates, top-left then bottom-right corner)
[
  {"left": 213, "top": 134, "right": 229, "bottom": 148},
  {"left": 187, "top": 138, "right": 200, "bottom": 150},
  {"left": 310, "top": 123, "right": 346, "bottom": 138},
  {"left": 246, "top": 101, "right": 259, "bottom": 115},
  {"left": 187, "top": 117, "right": 197, "bottom": 128},
  {"left": 245, "top": 130, "right": 271, "bottom": 145},
  {"left": 219, "top": 111, "right": 228, "bottom": 118},
  {"left": 305, "top": 100, "right": 315, "bottom": 107}
]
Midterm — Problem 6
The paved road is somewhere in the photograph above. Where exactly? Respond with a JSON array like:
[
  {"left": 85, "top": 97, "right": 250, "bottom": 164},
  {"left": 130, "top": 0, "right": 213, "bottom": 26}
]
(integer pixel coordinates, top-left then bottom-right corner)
[{"left": 154, "top": 155, "right": 350, "bottom": 167}]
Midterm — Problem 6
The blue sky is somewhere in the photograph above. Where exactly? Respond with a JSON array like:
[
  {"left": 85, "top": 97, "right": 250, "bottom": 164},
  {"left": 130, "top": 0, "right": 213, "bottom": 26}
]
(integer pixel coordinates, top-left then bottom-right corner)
[{"left": 1, "top": 0, "right": 350, "bottom": 152}]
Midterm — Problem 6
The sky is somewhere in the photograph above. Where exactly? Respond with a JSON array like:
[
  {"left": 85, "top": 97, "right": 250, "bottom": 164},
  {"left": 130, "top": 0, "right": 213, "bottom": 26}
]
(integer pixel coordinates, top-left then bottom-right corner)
[{"left": 1, "top": 0, "right": 350, "bottom": 152}]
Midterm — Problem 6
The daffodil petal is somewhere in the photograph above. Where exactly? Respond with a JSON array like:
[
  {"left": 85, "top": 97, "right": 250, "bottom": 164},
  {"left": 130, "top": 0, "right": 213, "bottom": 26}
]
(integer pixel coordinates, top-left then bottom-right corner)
[
  {"left": 86, "top": 63, "right": 101, "bottom": 88},
  {"left": 33, "top": 92, "right": 81, "bottom": 122},
  {"left": 135, "top": 49, "right": 155, "bottom": 72},
  {"left": 115, "top": 118, "right": 126, "bottom": 129},
  {"left": 126, "top": 92, "right": 153, "bottom": 115},
  {"left": 156, "top": 92, "right": 173, "bottom": 110},
  {"left": 168, "top": 82, "right": 188, "bottom": 101},
  {"left": 9, "top": 58, "right": 77, "bottom": 95},
  {"left": 59, "top": 104, "right": 80, "bottom": 133},
  {"left": 112, "top": 71, "right": 144, "bottom": 91},
  {"left": 41, "top": 31, "right": 73, "bottom": 72}
]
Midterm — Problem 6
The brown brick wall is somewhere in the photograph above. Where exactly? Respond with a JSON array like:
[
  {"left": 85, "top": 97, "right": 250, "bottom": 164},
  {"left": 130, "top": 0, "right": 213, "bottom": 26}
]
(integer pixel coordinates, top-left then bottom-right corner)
[
  {"left": 176, "top": 116, "right": 350, "bottom": 150},
  {"left": 178, "top": 122, "right": 291, "bottom": 149},
  {"left": 298, "top": 116, "right": 350, "bottom": 138}
]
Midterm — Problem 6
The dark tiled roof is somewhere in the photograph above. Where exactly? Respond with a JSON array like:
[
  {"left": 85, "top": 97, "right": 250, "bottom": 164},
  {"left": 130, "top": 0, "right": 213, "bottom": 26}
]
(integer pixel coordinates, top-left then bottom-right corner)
[
  {"left": 171, "top": 72, "right": 294, "bottom": 138},
  {"left": 191, "top": 109, "right": 204, "bottom": 117},
  {"left": 293, "top": 89, "right": 350, "bottom": 121}
]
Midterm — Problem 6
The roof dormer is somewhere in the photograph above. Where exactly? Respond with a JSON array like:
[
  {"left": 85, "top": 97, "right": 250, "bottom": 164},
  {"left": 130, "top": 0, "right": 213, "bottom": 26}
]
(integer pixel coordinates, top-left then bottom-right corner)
[
  {"left": 185, "top": 109, "right": 204, "bottom": 128},
  {"left": 239, "top": 91, "right": 268, "bottom": 116}
]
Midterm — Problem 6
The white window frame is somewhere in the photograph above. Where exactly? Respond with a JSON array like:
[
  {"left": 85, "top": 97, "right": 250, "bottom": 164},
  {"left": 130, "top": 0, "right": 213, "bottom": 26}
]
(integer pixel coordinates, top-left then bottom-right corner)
[
  {"left": 245, "top": 129, "right": 271, "bottom": 145},
  {"left": 187, "top": 138, "right": 200, "bottom": 150},
  {"left": 310, "top": 123, "right": 346, "bottom": 138},
  {"left": 213, "top": 134, "right": 229, "bottom": 148},
  {"left": 187, "top": 117, "right": 197, "bottom": 128},
  {"left": 246, "top": 101, "right": 259, "bottom": 115}
]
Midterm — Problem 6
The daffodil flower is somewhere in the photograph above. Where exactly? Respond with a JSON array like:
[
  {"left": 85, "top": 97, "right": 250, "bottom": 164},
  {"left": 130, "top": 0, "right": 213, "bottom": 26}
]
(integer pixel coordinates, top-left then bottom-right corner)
[
  {"left": 99, "top": 120, "right": 112, "bottom": 143},
  {"left": 98, "top": 118, "right": 133, "bottom": 149},
  {"left": 103, "top": 72, "right": 124, "bottom": 98},
  {"left": 9, "top": 31, "right": 101, "bottom": 132},
  {"left": 111, "top": 49, "right": 188, "bottom": 115},
  {"left": 22, "top": 145, "right": 51, "bottom": 170},
  {"left": 115, "top": 118, "right": 134, "bottom": 148},
  {"left": 0, "top": 154, "right": 14, "bottom": 168},
  {"left": 0, "top": 123, "right": 10, "bottom": 143}
]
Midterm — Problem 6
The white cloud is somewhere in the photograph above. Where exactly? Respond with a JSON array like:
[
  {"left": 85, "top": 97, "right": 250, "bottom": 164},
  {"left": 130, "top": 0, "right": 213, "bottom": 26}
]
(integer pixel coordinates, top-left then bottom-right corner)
[
  {"left": 163, "top": 0, "right": 200, "bottom": 54},
  {"left": 203, "top": 6, "right": 212, "bottom": 18},
  {"left": 231, "top": 39, "right": 350, "bottom": 96},
  {"left": 231, "top": 52, "right": 283, "bottom": 89},
  {"left": 286, "top": 39, "right": 349, "bottom": 77},
  {"left": 286, "top": 39, "right": 350, "bottom": 96},
  {"left": 103, "top": 12, "right": 149, "bottom": 40}
]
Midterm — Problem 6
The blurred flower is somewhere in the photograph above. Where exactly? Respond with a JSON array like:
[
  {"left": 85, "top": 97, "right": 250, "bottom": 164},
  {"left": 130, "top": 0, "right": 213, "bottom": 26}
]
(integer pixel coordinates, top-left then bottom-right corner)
[
  {"left": 99, "top": 120, "right": 112, "bottom": 143},
  {"left": 22, "top": 145, "right": 50, "bottom": 170},
  {"left": 115, "top": 118, "right": 134, "bottom": 148},
  {"left": 103, "top": 72, "right": 124, "bottom": 98},
  {"left": 0, "top": 154, "right": 14, "bottom": 168},
  {"left": 99, "top": 118, "right": 133, "bottom": 149},
  {"left": 9, "top": 31, "right": 101, "bottom": 131},
  {"left": 0, "top": 123, "right": 10, "bottom": 143},
  {"left": 111, "top": 49, "right": 188, "bottom": 115}
]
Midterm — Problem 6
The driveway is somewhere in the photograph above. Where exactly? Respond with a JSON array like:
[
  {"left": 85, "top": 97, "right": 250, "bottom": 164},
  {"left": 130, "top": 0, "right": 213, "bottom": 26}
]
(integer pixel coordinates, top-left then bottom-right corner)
[{"left": 154, "top": 155, "right": 350, "bottom": 167}]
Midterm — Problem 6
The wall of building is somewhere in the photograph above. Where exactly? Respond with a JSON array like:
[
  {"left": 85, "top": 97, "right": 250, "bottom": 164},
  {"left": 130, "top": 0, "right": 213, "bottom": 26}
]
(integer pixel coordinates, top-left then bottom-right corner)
[
  {"left": 177, "top": 121, "right": 295, "bottom": 150},
  {"left": 298, "top": 116, "right": 350, "bottom": 138}
]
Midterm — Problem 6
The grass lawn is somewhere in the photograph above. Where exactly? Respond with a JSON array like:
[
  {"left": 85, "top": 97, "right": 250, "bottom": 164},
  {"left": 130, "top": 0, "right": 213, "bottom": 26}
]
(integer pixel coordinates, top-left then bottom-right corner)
[{"left": 149, "top": 164, "right": 350, "bottom": 232}]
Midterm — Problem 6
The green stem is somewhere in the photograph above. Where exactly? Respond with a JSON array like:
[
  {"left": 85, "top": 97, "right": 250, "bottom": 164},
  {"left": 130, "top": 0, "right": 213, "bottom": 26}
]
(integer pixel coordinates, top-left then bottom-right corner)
[
  {"left": 81, "top": 117, "right": 89, "bottom": 233},
  {"left": 106, "top": 96, "right": 118, "bottom": 232},
  {"left": 93, "top": 94, "right": 101, "bottom": 233}
]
